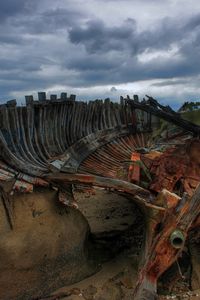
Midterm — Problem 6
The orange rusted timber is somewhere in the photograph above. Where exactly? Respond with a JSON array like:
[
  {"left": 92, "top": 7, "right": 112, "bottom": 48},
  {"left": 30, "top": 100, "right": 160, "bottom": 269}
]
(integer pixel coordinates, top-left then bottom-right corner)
[
  {"left": 128, "top": 152, "right": 141, "bottom": 183},
  {"left": 133, "top": 185, "right": 200, "bottom": 300},
  {"left": 150, "top": 139, "right": 200, "bottom": 196}
]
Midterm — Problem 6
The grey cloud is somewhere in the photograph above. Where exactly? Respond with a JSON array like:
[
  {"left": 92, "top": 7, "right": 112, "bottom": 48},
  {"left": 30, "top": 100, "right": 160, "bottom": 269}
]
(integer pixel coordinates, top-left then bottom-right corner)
[
  {"left": 110, "top": 86, "right": 117, "bottom": 92},
  {"left": 0, "top": 0, "right": 200, "bottom": 106},
  {"left": 68, "top": 16, "right": 187, "bottom": 55},
  {"left": 184, "top": 13, "right": 200, "bottom": 31},
  {"left": 66, "top": 13, "right": 200, "bottom": 86},
  {"left": 0, "top": 57, "right": 43, "bottom": 72},
  {"left": 0, "top": 0, "right": 38, "bottom": 22},
  {"left": 69, "top": 18, "right": 136, "bottom": 53},
  {"left": 12, "top": 8, "right": 85, "bottom": 34},
  {"left": 67, "top": 54, "right": 118, "bottom": 71},
  {"left": 0, "top": 33, "right": 25, "bottom": 45},
  {"left": 151, "top": 79, "right": 188, "bottom": 87}
]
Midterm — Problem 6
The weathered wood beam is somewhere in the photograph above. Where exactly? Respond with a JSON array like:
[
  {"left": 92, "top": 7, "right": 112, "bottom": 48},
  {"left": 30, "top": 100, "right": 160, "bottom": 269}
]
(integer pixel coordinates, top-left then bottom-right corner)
[
  {"left": 45, "top": 173, "right": 164, "bottom": 210},
  {"left": 126, "top": 96, "right": 200, "bottom": 135},
  {"left": 133, "top": 185, "right": 200, "bottom": 300}
]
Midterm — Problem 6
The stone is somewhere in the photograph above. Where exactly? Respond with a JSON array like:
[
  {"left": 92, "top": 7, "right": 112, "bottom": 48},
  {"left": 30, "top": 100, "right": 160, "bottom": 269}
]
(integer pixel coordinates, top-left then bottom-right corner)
[
  {"left": 0, "top": 190, "right": 96, "bottom": 300},
  {"left": 95, "top": 281, "right": 123, "bottom": 300},
  {"left": 82, "top": 285, "right": 97, "bottom": 299}
]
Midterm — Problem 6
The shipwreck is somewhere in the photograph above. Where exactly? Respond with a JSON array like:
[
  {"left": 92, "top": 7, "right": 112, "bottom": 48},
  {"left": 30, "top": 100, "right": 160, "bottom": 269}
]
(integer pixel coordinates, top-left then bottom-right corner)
[{"left": 0, "top": 92, "right": 200, "bottom": 300}]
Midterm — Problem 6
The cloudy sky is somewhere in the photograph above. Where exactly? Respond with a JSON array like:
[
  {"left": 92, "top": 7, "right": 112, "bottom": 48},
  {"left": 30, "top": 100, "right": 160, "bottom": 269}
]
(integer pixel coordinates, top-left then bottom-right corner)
[{"left": 0, "top": 0, "right": 200, "bottom": 108}]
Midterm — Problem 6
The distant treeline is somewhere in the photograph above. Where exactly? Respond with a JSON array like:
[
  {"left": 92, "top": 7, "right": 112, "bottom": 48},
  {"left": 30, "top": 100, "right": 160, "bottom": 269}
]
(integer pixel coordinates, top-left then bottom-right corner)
[{"left": 180, "top": 101, "right": 200, "bottom": 112}]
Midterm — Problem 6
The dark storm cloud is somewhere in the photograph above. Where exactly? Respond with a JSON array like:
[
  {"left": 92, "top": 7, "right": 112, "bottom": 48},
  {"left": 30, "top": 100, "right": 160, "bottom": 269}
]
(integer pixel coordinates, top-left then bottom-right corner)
[
  {"left": 69, "top": 18, "right": 137, "bottom": 53},
  {"left": 67, "top": 13, "right": 200, "bottom": 86},
  {"left": 0, "top": 0, "right": 200, "bottom": 104},
  {"left": 184, "top": 13, "right": 200, "bottom": 31},
  {"left": 0, "top": 56, "right": 44, "bottom": 72},
  {"left": 0, "top": 33, "right": 25, "bottom": 45},
  {"left": 0, "top": 0, "right": 38, "bottom": 21},
  {"left": 67, "top": 54, "right": 118, "bottom": 71},
  {"left": 12, "top": 8, "right": 85, "bottom": 34},
  {"left": 69, "top": 16, "right": 188, "bottom": 55}
]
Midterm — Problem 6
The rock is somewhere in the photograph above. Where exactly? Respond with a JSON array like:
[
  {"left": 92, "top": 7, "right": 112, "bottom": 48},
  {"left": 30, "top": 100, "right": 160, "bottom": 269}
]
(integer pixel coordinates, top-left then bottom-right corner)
[
  {"left": 82, "top": 285, "right": 97, "bottom": 299},
  {"left": 0, "top": 190, "right": 96, "bottom": 300},
  {"left": 62, "top": 296, "right": 83, "bottom": 300},
  {"left": 95, "top": 281, "right": 124, "bottom": 300},
  {"left": 120, "top": 276, "right": 133, "bottom": 289},
  {"left": 119, "top": 268, "right": 134, "bottom": 289}
]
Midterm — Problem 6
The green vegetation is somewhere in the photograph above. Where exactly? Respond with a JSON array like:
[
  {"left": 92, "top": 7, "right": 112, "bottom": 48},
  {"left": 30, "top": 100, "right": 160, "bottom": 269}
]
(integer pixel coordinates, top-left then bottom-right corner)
[
  {"left": 180, "top": 101, "right": 200, "bottom": 112},
  {"left": 181, "top": 109, "right": 200, "bottom": 125}
]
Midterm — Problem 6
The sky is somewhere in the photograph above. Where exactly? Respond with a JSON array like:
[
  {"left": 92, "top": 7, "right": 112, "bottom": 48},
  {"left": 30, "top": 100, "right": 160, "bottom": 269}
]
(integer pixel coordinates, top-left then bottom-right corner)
[{"left": 0, "top": 0, "right": 200, "bottom": 108}]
